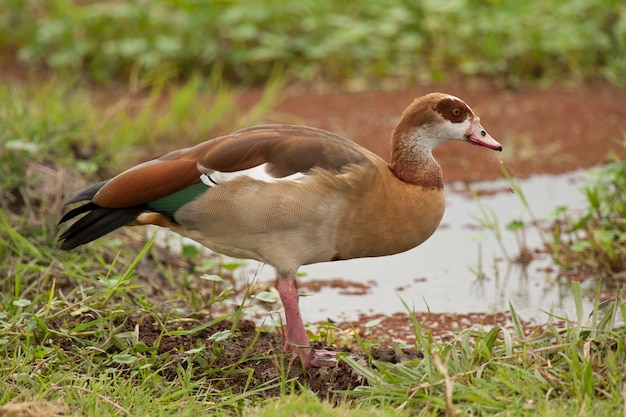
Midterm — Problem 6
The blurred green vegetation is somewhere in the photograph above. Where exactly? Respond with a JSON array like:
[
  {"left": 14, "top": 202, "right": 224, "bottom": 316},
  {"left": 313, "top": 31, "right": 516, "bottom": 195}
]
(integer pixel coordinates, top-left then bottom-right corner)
[
  {"left": 1, "top": 0, "right": 624, "bottom": 86},
  {"left": 548, "top": 157, "right": 626, "bottom": 279}
]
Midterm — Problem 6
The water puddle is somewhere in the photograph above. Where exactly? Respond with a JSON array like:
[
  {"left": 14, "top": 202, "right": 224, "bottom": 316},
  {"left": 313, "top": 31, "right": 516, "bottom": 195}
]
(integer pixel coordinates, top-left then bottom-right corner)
[{"left": 241, "top": 170, "right": 596, "bottom": 324}]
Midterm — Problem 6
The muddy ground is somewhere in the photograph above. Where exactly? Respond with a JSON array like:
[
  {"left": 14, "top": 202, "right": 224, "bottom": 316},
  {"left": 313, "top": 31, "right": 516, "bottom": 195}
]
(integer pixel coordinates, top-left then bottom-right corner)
[{"left": 90, "top": 81, "right": 626, "bottom": 396}]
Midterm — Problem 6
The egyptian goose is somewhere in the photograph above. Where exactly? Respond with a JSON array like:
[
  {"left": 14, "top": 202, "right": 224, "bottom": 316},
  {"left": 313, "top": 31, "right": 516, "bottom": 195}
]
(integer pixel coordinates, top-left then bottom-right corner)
[{"left": 59, "top": 93, "right": 502, "bottom": 367}]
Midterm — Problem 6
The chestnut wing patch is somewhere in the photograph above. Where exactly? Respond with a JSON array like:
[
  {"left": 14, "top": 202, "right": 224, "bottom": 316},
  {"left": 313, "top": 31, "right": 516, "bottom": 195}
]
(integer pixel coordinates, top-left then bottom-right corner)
[
  {"left": 91, "top": 158, "right": 203, "bottom": 208},
  {"left": 196, "top": 124, "right": 369, "bottom": 178},
  {"left": 86, "top": 124, "right": 367, "bottom": 210}
]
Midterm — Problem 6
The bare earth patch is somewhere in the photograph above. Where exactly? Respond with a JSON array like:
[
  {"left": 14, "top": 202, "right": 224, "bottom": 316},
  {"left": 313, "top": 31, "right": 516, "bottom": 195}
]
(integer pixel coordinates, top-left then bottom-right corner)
[{"left": 45, "top": 309, "right": 538, "bottom": 401}]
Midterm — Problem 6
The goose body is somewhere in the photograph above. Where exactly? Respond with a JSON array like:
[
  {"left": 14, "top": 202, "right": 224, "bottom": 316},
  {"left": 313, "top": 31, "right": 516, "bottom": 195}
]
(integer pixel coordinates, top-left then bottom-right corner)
[{"left": 59, "top": 93, "right": 502, "bottom": 367}]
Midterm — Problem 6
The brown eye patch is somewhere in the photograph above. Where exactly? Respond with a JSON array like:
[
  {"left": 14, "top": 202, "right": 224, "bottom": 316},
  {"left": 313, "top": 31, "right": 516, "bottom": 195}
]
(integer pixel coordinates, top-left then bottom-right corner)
[{"left": 434, "top": 98, "right": 470, "bottom": 123}]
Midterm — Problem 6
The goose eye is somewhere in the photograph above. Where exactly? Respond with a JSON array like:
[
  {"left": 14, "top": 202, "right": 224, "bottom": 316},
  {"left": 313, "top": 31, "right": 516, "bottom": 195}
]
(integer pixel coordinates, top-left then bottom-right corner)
[{"left": 452, "top": 108, "right": 462, "bottom": 117}]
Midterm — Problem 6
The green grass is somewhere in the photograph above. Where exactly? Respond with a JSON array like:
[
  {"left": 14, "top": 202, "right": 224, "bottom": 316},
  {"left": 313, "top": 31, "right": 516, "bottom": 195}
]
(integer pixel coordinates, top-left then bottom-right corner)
[
  {"left": 342, "top": 289, "right": 626, "bottom": 416},
  {"left": 2, "top": 64, "right": 626, "bottom": 416},
  {"left": 546, "top": 156, "right": 626, "bottom": 280},
  {"left": 1, "top": 0, "right": 624, "bottom": 86}
]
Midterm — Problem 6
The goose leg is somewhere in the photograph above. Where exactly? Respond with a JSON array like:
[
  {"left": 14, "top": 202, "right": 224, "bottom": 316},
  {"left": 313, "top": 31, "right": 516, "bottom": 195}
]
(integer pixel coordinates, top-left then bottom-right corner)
[{"left": 277, "top": 277, "right": 338, "bottom": 367}]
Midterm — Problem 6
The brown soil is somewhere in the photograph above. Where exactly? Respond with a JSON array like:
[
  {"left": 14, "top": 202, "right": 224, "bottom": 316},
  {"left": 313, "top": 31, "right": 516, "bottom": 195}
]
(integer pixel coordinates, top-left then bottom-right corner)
[{"left": 51, "top": 309, "right": 538, "bottom": 401}]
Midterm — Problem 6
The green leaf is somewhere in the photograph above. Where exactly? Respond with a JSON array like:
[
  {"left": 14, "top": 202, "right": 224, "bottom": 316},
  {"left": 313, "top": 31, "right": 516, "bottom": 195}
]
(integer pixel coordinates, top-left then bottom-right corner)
[
  {"left": 200, "top": 274, "right": 223, "bottom": 282},
  {"left": 254, "top": 291, "right": 278, "bottom": 304},
  {"left": 154, "top": 35, "right": 182, "bottom": 54},
  {"left": 6, "top": 140, "right": 40, "bottom": 153},
  {"left": 185, "top": 346, "right": 205, "bottom": 355},
  {"left": 209, "top": 330, "right": 233, "bottom": 342},
  {"left": 505, "top": 219, "right": 524, "bottom": 231},
  {"left": 365, "top": 318, "right": 383, "bottom": 328},
  {"left": 111, "top": 353, "right": 138, "bottom": 364},
  {"left": 570, "top": 213, "right": 591, "bottom": 231},
  {"left": 182, "top": 244, "right": 200, "bottom": 259},
  {"left": 471, "top": 233, "right": 488, "bottom": 242},
  {"left": 12, "top": 299, "right": 31, "bottom": 307},
  {"left": 221, "top": 261, "right": 245, "bottom": 271},
  {"left": 195, "top": 258, "right": 218, "bottom": 272},
  {"left": 547, "top": 205, "right": 569, "bottom": 220},
  {"left": 570, "top": 240, "right": 592, "bottom": 252}
]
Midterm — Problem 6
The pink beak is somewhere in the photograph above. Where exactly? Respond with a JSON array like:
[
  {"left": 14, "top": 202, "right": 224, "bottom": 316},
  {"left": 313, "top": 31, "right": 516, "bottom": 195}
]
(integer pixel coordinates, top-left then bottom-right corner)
[{"left": 467, "top": 117, "right": 502, "bottom": 151}]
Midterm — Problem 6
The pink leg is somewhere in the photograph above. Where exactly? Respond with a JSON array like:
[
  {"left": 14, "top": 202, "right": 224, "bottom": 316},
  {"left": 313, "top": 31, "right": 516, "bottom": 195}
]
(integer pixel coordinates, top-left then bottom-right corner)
[{"left": 277, "top": 278, "right": 338, "bottom": 367}]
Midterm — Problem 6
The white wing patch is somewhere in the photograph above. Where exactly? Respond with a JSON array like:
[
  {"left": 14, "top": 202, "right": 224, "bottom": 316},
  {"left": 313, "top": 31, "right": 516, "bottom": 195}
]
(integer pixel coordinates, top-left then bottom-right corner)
[{"left": 200, "top": 163, "right": 305, "bottom": 186}]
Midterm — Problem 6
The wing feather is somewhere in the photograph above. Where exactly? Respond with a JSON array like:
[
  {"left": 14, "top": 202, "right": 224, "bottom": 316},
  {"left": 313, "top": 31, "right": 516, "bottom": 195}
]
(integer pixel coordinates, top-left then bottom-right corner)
[{"left": 91, "top": 124, "right": 368, "bottom": 209}]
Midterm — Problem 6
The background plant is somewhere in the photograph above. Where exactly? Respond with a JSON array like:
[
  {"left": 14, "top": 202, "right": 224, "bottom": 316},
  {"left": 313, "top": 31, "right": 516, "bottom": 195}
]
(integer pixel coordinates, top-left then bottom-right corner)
[
  {"left": 547, "top": 156, "right": 626, "bottom": 282},
  {"left": 1, "top": 0, "right": 624, "bottom": 86}
]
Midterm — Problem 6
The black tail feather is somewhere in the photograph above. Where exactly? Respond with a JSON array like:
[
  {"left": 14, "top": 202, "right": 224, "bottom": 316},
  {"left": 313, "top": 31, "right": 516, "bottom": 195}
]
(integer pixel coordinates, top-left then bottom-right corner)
[
  {"left": 65, "top": 180, "right": 110, "bottom": 204},
  {"left": 58, "top": 205, "right": 144, "bottom": 250},
  {"left": 58, "top": 202, "right": 99, "bottom": 225},
  {"left": 59, "top": 179, "right": 143, "bottom": 250}
]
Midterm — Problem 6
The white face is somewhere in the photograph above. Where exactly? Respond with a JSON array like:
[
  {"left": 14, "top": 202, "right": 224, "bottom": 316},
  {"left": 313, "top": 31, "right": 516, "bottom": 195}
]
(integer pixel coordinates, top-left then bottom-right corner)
[
  {"left": 436, "top": 117, "right": 472, "bottom": 142},
  {"left": 410, "top": 115, "right": 472, "bottom": 151}
]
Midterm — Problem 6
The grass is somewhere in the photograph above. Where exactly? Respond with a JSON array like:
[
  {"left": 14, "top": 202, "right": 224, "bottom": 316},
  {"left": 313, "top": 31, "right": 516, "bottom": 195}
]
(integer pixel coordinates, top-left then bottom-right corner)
[
  {"left": 341, "top": 287, "right": 626, "bottom": 416},
  {"left": 545, "top": 156, "right": 626, "bottom": 281},
  {"left": 1, "top": 0, "right": 625, "bottom": 86},
  {"left": 2, "top": 28, "right": 626, "bottom": 416}
]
